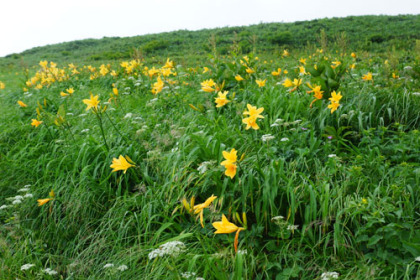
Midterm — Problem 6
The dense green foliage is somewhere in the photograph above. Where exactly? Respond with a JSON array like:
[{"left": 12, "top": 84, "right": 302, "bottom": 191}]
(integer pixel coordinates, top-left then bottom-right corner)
[
  {"left": 1, "top": 15, "right": 420, "bottom": 68},
  {"left": 0, "top": 15, "right": 420, "bottom": 280}
]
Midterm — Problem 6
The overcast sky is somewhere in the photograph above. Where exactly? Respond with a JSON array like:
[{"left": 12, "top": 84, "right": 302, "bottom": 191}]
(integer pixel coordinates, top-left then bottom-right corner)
[{"left": 1, "top": 0, "right": 419, "bottom": 57}]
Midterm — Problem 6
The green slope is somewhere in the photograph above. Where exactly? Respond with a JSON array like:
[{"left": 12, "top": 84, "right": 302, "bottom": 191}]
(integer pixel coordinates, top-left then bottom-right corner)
[{"left": 1, "top": 14, "right": 420, "bottom": 67}]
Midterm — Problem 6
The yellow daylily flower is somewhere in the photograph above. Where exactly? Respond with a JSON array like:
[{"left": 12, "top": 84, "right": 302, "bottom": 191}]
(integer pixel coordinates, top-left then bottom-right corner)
[
  {"left": 193, "top": 195, "right": 217, "bottom": 227},
  {"left": 152, "top": 76, "right": 164, "bottom": 95},
  {"left": 18, "top": 100, "right": 27, "bottom": 107},
  {"left": 362, "top": 72, "right": 373, "bottom": 81},
  {"left": 329, "top": 91, "right": 342, "bottom": 103},
  {"left": 201, "top": 79, "right": 216, "bottom": 92},
  {"left": 245, "top": 68, "right": 255, "bottom": 74},
  {"left": 221, "top": 148, "right": 238, "bottom": 179},
  {"left": 282, "top": 78, "right": 293, "bottom": 88},
  {"left": 212, "top": 214, "right": 245, "bottom": 252},
  {"left": 223, "top": 162, "right": 237, "bottom": 179},
  {"left": 242, "top": 116, "right": 260, "bottom": 130},
  {"left": 256, "top": 79, "right": 266, "bottom": 87},
  {"left": 82, "top": 94, "right": 100, "bottom": 111},
  {"left": 37, "top": 190, "right": 55, "bottom": 206},
  {"left": 331, "top": 61, "right": 341, "bottom": 69},
  {"left": 37, "top": 198, "right": 52, "bottom": 206},
  {"left": 215, "top": 91, "right": 230, "bottom": 108},
  {"left": 213, "top": 214, "right": 239, "bottom": 234},
  {"left": 327, "top": 101, "right": 340, "bottom": 114},
  {"left": 235, "top": 75, "right": 244, "bottom": 81},
  {"left": 221, "top": 148, "right": 237, "bottom": 165},
  {"left": 31, "top": 119, "right": 43, "bottom": 128},
  {"left": 271, "top": 68, "right": 282, "bottom": 76},
  {"left": 110, "top": 155, "right": 135, "bottom": 174},
  {"left": 243, "top": 104, "right": 264, "bottom": 119}
]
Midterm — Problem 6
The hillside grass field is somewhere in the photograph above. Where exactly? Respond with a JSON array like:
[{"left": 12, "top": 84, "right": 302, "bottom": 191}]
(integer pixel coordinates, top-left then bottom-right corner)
[{"left": 0, "top": 15, "right": 420, "bottom": 280}]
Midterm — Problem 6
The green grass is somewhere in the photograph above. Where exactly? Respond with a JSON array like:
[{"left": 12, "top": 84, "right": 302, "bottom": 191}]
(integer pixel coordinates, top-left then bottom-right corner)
[
  {"left": 1, "top": 14, "right": 420, "bottom": 67},
  {"left": 0, "top": 16, "right": 420, "bottom": 280}
]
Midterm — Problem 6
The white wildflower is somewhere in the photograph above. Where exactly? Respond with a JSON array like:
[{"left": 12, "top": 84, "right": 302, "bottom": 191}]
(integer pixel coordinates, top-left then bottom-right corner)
[
  {"left": 42, "top": 268, "right": 58, "bottom": 275},
  {"left": 287, "top": 225, "right": 299, "bottom": 231},
  {"left": 181, "top": 272, "right": 196, "bottom": 279},
  {"left": 328, "top": 154, "right": 337, "bottom": 158},
  {"left": 280, "top": 137, "right": 289, "bottom": 142},
  {"left": 0, "top": 205, "right": 8, "bottom": 210},
  {"left": 66, "top": 113, "right": 74, "bottom": 116},
  {"left": 148, "top": 241, "right": 186, "bottom": 260},
  {"left": 197, "top": 161, "right": 214, "bottom": 174},
  {"left": 321, "top": 272, "right": 339, "bottom": 280},
  {"left": 13, "top": 199, "right": 22, "bottom": 205},
  {"left": 261, "top": 134, "right": 275, "bottom": 142},
  {"left": 103, "top": 263, "right": 114, "bottom": 269},
  {"left": 271, "top": 216, "right": 284, "bottom": 221},
  {"left": 79, "top": 113, "right": 87, "bottom": 117},
  {"left": 81, "top": 129, "right": 90, "bottom": 133},
  {"left": 18, "top": 188, "right": 30, "bottom": 192},
  {"left": 24, "top": 193, "right": 33, "bottom": 198},
  {"left": 270, "top": 119, "right": 284, "bottom": 127},
  {"left": 21, "top": 264, "right": 35, "bottom": 271},
  {"left": 412, "top": 92, "right": 420, "bottom": 96},
  {"left": 415, "top": 256, "right": 420, "bottom": 262},
  {"left": 237, "top": 249, "right": 247, "bottom": 255},
  {"left": 117, "top": 265, "right": 128, "bottom": 271},
  {"left": 124, "top": 113, "right": 133, "bottom": 119}
]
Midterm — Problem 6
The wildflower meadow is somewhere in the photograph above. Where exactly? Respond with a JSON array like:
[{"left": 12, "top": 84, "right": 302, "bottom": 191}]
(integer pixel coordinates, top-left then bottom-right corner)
[{"left": 0, "top": 15, "right": 420, "bottom": 280}]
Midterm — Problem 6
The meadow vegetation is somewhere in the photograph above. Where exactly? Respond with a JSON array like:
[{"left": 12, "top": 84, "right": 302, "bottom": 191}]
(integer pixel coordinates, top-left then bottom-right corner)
[{"left": 0, "top": 15, "right": 419, "bottom": 280}]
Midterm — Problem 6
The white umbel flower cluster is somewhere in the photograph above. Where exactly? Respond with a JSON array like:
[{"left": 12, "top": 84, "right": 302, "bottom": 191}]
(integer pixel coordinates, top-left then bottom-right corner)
[
  {"left": 321, "top": 271, "right": 340, "bottom": 280},
  {"left": 261, "top": 134, "right": 275, "bottom": 142},
  {"left": 42, "top": 268, "right": 58, "bottom": 275},
  {"left": 117, "top": 265, "right": 128, "bottom": 271},
  {"left": 197, "top": 161, "right": 215, "bottom": 174},
  {"left": 21, "top": 264, "right": 35, "bottom": 271},
  {"left": 148, "top": 241, "right": 186, "bottom": 259}
]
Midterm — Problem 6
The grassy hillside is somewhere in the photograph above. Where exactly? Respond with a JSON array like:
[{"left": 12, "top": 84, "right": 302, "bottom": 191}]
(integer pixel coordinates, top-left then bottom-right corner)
[
  {"left": 0, "top": 14, "right": 420, "bottom": 280},
  {"left": 1, "top": 14, "right": 420, "bottom": 68}
]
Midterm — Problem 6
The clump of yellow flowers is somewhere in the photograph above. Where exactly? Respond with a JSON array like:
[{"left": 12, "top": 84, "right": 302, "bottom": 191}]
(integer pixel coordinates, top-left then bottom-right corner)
[
  {"left": 110, "top": 155, "right": 135, "bottom": 174},
  {"left": 242, "top": 104, "right": 264, "bottom": 130},
  {"left": 214, "top": 91, "right": 230, "bottom": 108},
  {"left": 221, "top": 148, "right": 238, "bottom": 179},
  {"left": 212, "top": 214, "right": 245, "bottom": 252},
  {"left": 327, "top": 91, "right": 342, "bottom": 113}
]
